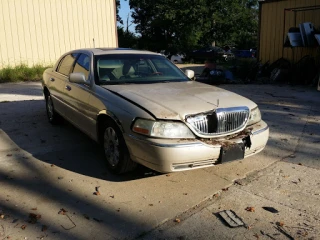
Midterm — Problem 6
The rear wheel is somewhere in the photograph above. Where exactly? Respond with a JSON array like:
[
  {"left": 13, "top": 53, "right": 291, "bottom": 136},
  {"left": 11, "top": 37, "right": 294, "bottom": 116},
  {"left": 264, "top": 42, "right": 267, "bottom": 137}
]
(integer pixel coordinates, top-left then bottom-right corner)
[
  {"left": 102, "top": 120, "right": 137, "bottom": 174},
  {"left": 45, "top": 93, "right": 60, "bottom": 124}
]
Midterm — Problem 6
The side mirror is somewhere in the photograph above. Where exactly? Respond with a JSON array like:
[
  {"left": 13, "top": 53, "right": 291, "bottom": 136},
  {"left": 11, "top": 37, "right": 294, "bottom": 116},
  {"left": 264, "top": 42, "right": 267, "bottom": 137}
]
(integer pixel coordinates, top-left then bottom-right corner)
[
  {"left": 185, "top": 69, "right": 195, "bottom": 80},
  {"left": 69, "top": 72, "right": 87, "bottom": 84}
]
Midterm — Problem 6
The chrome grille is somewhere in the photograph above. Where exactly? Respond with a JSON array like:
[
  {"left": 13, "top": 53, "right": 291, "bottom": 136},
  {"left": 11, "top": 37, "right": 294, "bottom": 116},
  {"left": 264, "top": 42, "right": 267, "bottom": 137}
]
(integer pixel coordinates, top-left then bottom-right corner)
[
  {"left": 186, "top": 107, "right": 249, "bottom": 136},
  {"left": 186, "top": 114, "right": 208, "bottom": 133}
]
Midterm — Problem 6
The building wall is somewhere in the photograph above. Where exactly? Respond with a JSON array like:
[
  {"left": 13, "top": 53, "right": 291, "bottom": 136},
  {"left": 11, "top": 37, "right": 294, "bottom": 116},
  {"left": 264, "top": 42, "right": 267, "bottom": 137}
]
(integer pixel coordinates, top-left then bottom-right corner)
[
  {"left": 0, "top": 0, "right": 118, "bottom": 68},
  {"left": 259, "top": 0, "right": 320, "bottom": 64}
]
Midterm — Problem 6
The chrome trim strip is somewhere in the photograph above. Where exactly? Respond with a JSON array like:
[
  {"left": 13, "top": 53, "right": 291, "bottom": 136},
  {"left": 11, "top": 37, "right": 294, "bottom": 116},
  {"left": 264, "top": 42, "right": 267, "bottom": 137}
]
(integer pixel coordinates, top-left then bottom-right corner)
[
  {"left": 252, "top": 126, "right": 269, "bottom": 135},
  {"left": 127, "top": 134, "right": 206, "bottom": 148}
]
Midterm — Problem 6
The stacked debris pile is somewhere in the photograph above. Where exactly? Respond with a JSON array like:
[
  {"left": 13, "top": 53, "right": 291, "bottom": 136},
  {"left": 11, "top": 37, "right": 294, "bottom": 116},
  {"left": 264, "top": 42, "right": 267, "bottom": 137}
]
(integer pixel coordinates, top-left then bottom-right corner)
[{"left": 236, "top": 55, "right": 319, "bottom": 86}]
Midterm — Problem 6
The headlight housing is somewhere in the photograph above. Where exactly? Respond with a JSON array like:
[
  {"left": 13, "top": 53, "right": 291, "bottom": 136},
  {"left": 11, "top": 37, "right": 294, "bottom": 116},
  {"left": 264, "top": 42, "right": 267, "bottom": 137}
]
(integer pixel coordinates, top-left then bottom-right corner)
[
  {"left": 247, "top": 107, "right": 261, "bottom": 125},
  {"left": 132, "top": 119, "right": 195, "bottom": 139}
]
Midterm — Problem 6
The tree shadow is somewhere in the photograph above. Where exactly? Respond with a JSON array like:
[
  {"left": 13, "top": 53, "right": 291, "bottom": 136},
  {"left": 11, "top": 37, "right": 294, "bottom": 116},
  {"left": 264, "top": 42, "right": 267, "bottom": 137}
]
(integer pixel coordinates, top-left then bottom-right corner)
[
  {"left": 0, "top": 99, "right": 160, "bottom": 182},
  {"left": 0, "top": 82, "right": 43, "bottom": 97},
  {"left": 0, "top": 100, "right": 162, "bottom": 239},
  {"left": 0, "top": 83, "right": 319, "bottom": 239}
]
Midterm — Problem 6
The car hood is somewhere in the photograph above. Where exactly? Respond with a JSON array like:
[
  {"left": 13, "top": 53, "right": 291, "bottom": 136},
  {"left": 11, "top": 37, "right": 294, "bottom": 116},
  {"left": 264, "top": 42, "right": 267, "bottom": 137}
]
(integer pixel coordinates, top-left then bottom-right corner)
[{"left": 103, "top": 81, "right": 256, "bottom": 120}]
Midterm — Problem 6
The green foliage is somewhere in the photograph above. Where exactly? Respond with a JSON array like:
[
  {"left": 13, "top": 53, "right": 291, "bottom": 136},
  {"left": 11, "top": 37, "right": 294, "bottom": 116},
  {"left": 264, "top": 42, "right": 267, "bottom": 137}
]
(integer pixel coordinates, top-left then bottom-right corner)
[
  {"left": 127, "top": 0, "right": 258, "bottom": 52},
  {"left": 116, "top": 0, "right": 123, "bottom": 24},
  {"left": 212, "top": 0, "right": 259, "bottom": 49},
  {"left": 117, "top": 27, "right": 139, "bottom": 48},
  {"left": 0, "top": 64, "right": 50, "bottom": 83}
]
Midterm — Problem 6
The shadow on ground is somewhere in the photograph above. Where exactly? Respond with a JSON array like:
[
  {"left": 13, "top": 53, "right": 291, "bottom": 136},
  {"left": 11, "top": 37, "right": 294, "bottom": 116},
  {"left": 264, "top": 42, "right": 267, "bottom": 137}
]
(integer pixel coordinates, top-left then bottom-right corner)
[{"left": 0, "top": 83, "right": 319, "bottom": 239}]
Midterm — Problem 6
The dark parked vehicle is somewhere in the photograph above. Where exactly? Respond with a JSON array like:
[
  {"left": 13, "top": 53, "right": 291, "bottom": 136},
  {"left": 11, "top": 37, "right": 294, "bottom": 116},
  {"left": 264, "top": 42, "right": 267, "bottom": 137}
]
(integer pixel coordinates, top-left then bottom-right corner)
[
  {"left": 186, "top": 46, "right": 235, "bottom": 63},
  {"left": 232, "top": 49, "right": 256, "bottom": 58}
]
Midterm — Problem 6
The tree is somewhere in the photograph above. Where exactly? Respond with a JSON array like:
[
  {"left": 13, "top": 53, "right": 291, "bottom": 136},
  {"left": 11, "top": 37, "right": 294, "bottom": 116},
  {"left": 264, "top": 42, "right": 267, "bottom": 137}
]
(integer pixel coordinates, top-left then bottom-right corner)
[
  {"left": 208, "top": 0, "right": 259, "bottom": 49},
  {"left": 116, "top": 0, "right": 123, "bottom": 24},
  {"left": 129, "top": 0, "right": 209, "bottom": 52},
  {"left": 117, "top": 26, "right": 139, "bottom": 48},
  {"left": 116, "top": 0, "right": 139, "bottom": 48},
  {"left": 128, "top": 0, "right": 258, "bottom": 51}
]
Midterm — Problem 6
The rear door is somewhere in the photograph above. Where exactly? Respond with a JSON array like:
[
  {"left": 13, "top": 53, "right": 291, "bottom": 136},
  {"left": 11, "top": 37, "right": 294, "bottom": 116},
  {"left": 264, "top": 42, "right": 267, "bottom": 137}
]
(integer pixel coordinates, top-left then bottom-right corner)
[{"left": 49, "top": 53, "right": 78, "bottom": 116}]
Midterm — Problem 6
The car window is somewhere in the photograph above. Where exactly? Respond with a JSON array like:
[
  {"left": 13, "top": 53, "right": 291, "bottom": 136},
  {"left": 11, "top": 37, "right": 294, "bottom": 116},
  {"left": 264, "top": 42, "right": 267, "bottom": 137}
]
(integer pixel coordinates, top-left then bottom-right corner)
[
  {"left": 57, "top": 53, "right": 78, "bottom": 76},
  {"left": 152, "top": 59, "right": 177, "bottom": 75},
  {"left": 73, "top": 53, "right": 90, "bottom": 80},
  {"left": 95, "top": 54, "right": 189, "bottom": 85}
]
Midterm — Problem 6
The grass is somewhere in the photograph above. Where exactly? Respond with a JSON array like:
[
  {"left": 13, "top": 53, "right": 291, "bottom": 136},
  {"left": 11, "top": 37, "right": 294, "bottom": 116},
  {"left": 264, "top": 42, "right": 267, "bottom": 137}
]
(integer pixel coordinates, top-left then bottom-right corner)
[{"left": 0, "top": 64, "right": 52, "bottom": 83}]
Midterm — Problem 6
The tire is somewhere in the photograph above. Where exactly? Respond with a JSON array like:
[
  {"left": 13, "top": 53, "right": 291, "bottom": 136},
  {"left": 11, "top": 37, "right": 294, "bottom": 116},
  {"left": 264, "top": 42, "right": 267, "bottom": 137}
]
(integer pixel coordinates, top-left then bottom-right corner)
[
  {"left": 102, "top": 120, "right": 137, "bottom": 174},
  {"left": 45, "top": 93, "right": 61, "bottom": 124}
]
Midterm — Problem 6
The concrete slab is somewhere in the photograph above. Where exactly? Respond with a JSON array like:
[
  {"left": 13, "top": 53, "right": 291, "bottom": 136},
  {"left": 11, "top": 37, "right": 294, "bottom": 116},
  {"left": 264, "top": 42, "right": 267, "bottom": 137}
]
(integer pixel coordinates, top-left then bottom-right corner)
[
  {"left": 0, "top": 82, "right": 43, "bottom": 102},
  {"left": 143, "top": 162, "right": 320, "bottom": 240},
  {"left": 0, "top": 82, "right": 319, "bottom": 239}
]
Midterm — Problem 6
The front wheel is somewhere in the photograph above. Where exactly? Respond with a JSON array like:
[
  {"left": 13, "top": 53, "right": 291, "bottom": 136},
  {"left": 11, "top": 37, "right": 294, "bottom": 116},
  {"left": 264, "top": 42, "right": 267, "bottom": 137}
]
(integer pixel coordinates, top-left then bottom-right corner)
[{"left": 102, "top": 121, "right": 137, "bottom": 174}]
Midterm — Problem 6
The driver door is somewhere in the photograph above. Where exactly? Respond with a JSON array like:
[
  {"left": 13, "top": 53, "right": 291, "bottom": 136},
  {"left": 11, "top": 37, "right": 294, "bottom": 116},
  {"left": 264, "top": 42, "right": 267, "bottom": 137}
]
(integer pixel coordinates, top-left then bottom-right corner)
[{"left": 63, "top": 54, "right": 95, "bottom": 137}]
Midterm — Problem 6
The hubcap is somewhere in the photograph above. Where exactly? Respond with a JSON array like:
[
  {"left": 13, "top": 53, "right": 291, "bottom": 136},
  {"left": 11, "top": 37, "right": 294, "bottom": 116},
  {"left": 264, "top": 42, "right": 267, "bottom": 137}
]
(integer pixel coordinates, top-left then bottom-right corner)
[
  {"left": 104, "top": 127, "right": 120, "bottom": 167},
  {"left": 47, "top": 96, "right": 54, "bottom": 120}
]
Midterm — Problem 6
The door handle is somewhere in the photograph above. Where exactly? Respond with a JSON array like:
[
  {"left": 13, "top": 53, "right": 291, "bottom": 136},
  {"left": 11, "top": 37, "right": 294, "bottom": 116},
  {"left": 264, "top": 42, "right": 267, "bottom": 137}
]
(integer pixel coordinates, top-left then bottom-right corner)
[
  {"left": 65, "top": 85, "right": 71, "bottom": 91},
  {"left": 50, "top": 77, "right": 55, "bottom": 82}
]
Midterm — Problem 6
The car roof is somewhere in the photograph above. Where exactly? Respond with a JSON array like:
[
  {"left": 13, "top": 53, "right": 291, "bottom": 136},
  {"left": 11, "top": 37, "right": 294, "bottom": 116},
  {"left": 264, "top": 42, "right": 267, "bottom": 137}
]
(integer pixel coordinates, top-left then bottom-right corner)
[{"left": 73, "top": 48, "right": 160, "bottom": 56}]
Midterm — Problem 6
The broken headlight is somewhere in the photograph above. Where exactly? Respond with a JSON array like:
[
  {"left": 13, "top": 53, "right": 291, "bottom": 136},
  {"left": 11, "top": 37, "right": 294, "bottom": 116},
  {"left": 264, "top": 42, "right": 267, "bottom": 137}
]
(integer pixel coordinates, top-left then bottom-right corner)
[
  {"left": 132, "top": 119, "right": 195, "bottom": 139},
  {"left": 247, "top": 107, "right": 261, "bottom": 126}
]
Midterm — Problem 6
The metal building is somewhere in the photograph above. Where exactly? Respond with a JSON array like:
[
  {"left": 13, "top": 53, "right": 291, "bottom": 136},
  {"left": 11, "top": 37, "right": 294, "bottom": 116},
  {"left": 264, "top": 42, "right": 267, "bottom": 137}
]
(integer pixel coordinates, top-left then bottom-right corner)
[
  {"left": 259, "top": 0, "right": 320, "bottom": 64},
  {"left": 0, "top": 0, "right": 118, "bottom": 67}
]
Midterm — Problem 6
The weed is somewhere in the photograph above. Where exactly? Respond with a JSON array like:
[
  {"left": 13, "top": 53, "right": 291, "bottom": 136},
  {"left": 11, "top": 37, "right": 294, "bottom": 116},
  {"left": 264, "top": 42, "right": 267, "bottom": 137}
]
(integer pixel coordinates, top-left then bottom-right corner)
[{"left": 0, "top": 64, "right": 52, "bottom": 83}]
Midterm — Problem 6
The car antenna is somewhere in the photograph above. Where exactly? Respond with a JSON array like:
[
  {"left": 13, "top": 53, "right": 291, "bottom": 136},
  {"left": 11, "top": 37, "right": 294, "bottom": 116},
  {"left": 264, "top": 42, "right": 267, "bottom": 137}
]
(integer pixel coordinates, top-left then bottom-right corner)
[
  {"left": 93, "top": 38, "right": 95, "bottom": 48},
  {"left": 217, "top": 99, "right": 219, "bottom": 107}
]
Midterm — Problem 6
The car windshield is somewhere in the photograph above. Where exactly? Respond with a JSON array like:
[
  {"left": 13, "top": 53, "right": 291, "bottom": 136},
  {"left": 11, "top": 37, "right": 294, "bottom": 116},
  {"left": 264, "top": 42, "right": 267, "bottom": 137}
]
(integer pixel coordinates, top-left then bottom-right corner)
[{"left": 95, "top": 54, "right": 189, "bottom": 85}]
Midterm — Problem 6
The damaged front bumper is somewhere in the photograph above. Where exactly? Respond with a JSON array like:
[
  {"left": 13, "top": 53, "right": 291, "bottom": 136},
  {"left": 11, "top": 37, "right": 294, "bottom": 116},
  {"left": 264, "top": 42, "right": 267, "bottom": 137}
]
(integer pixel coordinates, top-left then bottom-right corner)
[{"left": 125, "top": 121, "right": 269, "bottom": 173}]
